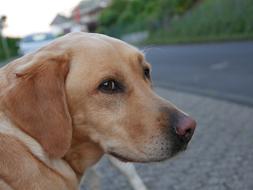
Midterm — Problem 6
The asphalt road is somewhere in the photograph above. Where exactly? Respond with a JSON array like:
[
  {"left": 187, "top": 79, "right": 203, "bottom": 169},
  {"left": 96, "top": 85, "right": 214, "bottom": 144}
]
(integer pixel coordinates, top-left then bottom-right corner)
[
  {"left": 1, "top": 41, "right": 253, "bottom": 106},
  {"left": 144, "top": 41, "right": 253, "bottom": 106}
]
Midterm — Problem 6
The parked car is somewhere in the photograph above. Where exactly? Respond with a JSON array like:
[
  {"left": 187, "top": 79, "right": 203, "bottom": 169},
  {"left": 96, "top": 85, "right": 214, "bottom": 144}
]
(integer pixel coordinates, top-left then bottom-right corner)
[{"left": 18, "top": 33, "right": 56, "bottom": 55}]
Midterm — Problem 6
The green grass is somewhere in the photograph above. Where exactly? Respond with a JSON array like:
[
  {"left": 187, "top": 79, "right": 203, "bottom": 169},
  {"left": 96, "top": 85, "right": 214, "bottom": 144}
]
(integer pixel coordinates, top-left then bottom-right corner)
[{"left": 145, "top": 0, "right": 253, "bottom": 44}]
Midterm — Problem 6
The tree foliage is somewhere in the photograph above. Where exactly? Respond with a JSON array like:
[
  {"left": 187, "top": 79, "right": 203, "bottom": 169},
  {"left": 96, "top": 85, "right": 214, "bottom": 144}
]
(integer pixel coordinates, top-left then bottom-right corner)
[
  {"left": 97, "top": 0, "right": 199, "bottom": 37},
  {"left": 0, "top": 37, "right": 19, "bottom": 61}
]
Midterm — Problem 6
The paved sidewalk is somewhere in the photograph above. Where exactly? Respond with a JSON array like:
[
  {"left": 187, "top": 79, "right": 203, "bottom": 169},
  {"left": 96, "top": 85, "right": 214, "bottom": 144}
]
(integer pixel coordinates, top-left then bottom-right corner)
[{"left": 81, "top": 87, "right": 253, "bottom": 190}]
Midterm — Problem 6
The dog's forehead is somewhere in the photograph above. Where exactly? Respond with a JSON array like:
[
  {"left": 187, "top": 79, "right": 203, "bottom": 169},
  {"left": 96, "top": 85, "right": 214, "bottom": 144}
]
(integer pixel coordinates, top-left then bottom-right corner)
[
  {"left": 63, "top": 33, "right": 149, "bottom": 71},
  {"left": 89, "top": 33, "right": 150, "bottom": 70}
]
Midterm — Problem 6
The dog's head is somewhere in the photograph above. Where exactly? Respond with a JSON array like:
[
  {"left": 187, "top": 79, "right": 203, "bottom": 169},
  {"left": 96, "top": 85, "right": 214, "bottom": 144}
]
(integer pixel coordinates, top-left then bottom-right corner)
[{"left": 2, "top": 33, "right": 196, "bottom": 163}]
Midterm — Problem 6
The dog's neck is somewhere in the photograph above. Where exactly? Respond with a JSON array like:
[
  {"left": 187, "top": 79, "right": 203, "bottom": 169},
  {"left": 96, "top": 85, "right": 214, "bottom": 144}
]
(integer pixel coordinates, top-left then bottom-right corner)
[
  {"left": 0, "top": 112, "right": 103, "bottom": 186},
  {"left": 0, "top": 112, "right": 79, "bottom": 188},
  {"left": 64, "top": 134, "right": 104, "bottom": 179}
]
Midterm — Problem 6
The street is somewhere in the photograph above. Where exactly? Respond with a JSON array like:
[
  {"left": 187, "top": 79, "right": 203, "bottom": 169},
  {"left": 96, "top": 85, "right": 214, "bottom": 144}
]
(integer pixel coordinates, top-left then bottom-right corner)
[
  {"left": 144, "top": 41, "right": 253, "bottom": 106},
  {"left": 2, "top": 41, "right": 253, "bottom": 107}
]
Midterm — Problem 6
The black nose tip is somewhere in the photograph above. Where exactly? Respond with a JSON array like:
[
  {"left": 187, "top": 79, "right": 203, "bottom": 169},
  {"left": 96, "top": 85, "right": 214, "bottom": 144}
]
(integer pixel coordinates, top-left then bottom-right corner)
[{"left": 175, "top": 116, "right": 196, "bottom": 143}]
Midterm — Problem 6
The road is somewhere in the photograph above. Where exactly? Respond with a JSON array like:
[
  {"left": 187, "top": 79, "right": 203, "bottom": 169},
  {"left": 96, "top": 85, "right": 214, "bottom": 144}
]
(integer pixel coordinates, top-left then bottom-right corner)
[
  {"left": 1, "top": 41, "right": 253, "bottom": 106},
  {"left": 144, "top": 41, "right": 253, "bottom": 106}
]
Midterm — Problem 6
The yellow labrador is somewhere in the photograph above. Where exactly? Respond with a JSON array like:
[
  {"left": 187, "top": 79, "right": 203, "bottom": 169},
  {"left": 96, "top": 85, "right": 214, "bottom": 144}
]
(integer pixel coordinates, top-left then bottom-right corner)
[{"left": 0, "top": 32, "right": 196, "bottom": 190}]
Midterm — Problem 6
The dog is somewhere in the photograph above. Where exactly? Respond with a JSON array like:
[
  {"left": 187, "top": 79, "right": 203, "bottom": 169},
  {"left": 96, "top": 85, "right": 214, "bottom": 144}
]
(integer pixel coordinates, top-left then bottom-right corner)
[{"left": 0, "top": 32, "right": 196, "bottom": 190}]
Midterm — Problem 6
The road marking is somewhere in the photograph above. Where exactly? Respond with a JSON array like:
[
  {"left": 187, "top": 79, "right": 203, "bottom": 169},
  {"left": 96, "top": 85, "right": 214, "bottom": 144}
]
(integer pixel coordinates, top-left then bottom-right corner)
[{"left": 210, "top": 61, "right": 229, "bottom": 70}]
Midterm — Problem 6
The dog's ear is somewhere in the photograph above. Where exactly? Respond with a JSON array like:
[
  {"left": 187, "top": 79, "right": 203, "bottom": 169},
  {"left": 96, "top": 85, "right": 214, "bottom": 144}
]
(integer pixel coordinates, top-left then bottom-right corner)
[{"left": 3, "top": 52, "right": 72, "bottom": 158}]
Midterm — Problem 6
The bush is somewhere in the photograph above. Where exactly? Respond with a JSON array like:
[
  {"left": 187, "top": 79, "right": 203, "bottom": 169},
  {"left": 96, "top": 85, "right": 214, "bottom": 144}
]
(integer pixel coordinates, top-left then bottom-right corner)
[
  {"left": 0, "top": 36, "right": 19, "bottom": 61},
  {"left": 97, "top": 0, "right": 198, "bottom": 37}
]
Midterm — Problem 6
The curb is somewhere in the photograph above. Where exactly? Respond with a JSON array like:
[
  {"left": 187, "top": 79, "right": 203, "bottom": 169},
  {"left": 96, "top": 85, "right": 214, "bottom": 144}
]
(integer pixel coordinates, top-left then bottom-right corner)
[{"left": 154, "top": 82, "right": 253, "bottom": 108}]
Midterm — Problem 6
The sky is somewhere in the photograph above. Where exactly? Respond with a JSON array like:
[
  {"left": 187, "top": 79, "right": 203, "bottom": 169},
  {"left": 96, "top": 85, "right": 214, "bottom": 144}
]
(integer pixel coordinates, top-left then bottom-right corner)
[{"left": 0, "top": 0, "right": 81, "bottom": 37}]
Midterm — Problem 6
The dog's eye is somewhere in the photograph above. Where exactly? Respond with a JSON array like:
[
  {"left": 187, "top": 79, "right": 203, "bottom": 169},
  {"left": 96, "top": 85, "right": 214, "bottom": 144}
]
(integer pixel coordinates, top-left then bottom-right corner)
[
  {"left": 144, "top": 68, "right": 150, "bottom": 79},
  {"left": 98, "top": 79, "right": 124, "bottom": 94}
]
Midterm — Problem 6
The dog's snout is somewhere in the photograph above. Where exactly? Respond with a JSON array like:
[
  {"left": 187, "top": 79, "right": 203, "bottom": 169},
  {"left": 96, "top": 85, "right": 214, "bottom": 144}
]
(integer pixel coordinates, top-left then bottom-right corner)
[{"left": 175, "top": 116, "right": 196, "bottom": 143}]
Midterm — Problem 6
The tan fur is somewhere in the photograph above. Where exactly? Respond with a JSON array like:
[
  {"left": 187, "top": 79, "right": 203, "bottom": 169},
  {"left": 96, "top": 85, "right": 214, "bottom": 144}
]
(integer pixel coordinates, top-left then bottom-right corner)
[
  {"left": 0, "top": 32, "right": 195, "bottom": 189},
  {"left": 2, "top": 53, "right": 72, "bottom": 158}
]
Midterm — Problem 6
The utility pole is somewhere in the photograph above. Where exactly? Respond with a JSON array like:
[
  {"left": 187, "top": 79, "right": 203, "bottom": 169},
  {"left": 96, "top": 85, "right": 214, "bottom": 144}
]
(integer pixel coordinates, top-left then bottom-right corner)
[{"left": 0, "top": 15, "right": 10, "bottom": 59}]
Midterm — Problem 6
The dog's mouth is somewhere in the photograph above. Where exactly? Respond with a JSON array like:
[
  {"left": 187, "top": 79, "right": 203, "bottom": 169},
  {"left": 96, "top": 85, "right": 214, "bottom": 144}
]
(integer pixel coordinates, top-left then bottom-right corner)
[
  {"left": 108, "top": 152, "right": 145, "bottom": 163},
  {"left": 109, "top": 142, "right": 188, "bottom": 163},
  {"left": 109, "top": 152, "right": 136, "bottom": 162}
]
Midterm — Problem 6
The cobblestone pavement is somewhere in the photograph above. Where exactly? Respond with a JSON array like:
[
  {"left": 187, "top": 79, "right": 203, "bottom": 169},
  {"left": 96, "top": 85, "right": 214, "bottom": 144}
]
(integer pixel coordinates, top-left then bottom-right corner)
[{"left": 81, "top": 87, "right": 253, "bottom": 190}]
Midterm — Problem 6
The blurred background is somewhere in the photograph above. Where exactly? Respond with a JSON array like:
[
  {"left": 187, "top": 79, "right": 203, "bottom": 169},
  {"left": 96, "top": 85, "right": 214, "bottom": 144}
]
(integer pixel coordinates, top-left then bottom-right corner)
[{"left": 1, "top": 0, "right": 253, "bottom": 190}]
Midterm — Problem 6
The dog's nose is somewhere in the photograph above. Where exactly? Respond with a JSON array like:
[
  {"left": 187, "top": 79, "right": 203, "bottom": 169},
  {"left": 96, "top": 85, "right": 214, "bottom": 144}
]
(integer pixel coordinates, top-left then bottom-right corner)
[{"left": 175, "top": 116, "right": 196, "bottom": 143}]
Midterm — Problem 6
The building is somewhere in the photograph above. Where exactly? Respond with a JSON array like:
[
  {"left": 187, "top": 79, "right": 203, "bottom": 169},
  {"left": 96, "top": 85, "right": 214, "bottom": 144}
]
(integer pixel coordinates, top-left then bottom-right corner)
[
  {"left": 50, "top": 14, "right": 88, "bottom": 35},
  {"left": 71, "top": 0, "right": 110, "bottom": 32},
  {"left": 50, "top": 0, "right": 110, "bottom": 35}
]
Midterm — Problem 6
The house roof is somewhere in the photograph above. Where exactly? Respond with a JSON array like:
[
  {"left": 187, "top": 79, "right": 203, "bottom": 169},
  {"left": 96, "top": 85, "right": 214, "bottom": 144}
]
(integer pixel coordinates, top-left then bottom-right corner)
[
  {"left": 71, "top": 0, "right": 110, "bottom": 16},
  {"left": 50, "top": 14, "right": 70, "bottom": 26}
]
